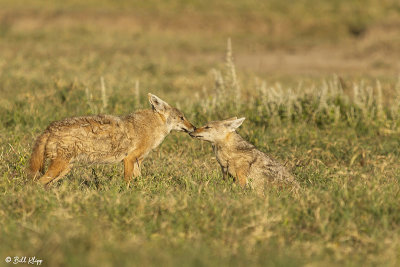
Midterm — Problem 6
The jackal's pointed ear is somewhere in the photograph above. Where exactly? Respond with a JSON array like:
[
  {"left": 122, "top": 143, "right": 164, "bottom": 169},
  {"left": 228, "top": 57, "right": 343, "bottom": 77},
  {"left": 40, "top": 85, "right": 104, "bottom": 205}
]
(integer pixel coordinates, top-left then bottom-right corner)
[
  {"left": 224, "top": 117, "right": 245, "bottom": 132},
  {"left": 148, "top": 93, "right": 170, "bottom": 113}
]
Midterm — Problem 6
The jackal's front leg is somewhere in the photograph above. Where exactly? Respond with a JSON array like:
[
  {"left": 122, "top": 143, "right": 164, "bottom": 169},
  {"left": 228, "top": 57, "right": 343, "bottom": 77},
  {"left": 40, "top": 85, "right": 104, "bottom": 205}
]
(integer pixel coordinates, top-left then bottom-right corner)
[
  {"left": 220, "top": 165, "right": 228, "bottom": 180},
  {"left": 132, "top": 157, "right": 143, "bottom": 177},
  {"left": 123, "top": 154, "right": 144, "bottom": 182},
  {"left": 123, "top": 158, "right": 134, "bottom": 182}
]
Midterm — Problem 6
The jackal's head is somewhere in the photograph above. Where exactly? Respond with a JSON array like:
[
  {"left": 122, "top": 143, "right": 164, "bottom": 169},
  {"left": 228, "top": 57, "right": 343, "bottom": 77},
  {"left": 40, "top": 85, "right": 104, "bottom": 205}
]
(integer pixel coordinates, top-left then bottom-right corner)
[
  {"left": 189, "top": 117, "right": 245, "bottom": 143},
  {"left": 148, "top": 93, "right": 196, "bottom": 133}
]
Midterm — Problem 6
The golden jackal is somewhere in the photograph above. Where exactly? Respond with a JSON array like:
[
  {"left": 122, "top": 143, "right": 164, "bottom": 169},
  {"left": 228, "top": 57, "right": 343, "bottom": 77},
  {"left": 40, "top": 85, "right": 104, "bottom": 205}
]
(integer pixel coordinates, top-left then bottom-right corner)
[
  {"left": 190, "top": 117, "right": 298, "bottom": 193},
  {"left": 28, "top": 93, "right": 196, "bottom": 186}
]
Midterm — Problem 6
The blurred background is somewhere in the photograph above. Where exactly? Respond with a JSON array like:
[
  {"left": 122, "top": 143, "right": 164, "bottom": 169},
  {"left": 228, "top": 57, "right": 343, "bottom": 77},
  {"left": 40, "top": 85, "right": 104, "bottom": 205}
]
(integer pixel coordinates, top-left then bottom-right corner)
[{"left": 1, "top": 0, "right": 400, "bottom": 100}]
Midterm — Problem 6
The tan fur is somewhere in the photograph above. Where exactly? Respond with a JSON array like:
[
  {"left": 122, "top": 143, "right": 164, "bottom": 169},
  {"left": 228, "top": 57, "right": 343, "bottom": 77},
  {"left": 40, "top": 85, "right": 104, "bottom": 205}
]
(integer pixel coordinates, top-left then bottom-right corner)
[
  {"left": 28, "top": 132, "right": 50, "bottom": 179},
  {"left": 28, "top": 94, "right": 195, "bottom": 186},
  {"left": 190, "top": 118, "right": 298, "bottom": 194}
]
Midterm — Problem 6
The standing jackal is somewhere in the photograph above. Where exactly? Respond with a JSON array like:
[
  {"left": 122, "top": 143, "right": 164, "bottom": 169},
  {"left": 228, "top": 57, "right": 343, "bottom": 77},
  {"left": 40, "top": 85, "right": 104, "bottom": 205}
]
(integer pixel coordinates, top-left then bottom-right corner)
[
  {"left": 28, "top": 93, "right": 195, "bottom": 186},
  {"left": 190, "top": 117, "right": 297, "bottom": 193}
]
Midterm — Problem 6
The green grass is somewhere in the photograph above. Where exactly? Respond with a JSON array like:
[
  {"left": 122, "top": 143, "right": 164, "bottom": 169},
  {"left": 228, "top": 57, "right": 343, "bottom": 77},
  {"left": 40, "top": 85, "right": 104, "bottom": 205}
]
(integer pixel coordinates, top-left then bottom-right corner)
[{"left": 1, "top": 1, "right": 400, "bottom": 266}]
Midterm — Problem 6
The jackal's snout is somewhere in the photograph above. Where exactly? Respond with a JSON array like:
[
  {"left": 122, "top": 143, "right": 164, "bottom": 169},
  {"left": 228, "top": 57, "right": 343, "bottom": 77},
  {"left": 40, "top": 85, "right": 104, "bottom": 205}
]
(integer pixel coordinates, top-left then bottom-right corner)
[
  {"left": 189, "top": 127, "right": 203, "bottom": 138},
  {"left": 182, "top": 120, "right": 196, "bottom": 133},
  {"left": 177, "top": 114, "right": 196, "bottom": 133}
]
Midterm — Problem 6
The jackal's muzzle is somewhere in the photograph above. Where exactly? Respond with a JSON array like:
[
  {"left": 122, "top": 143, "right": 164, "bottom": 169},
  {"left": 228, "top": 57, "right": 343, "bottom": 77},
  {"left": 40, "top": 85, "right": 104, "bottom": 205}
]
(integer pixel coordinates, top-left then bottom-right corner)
[
  {"left": 181, "top": 120, "right": 196, "bottom": 133},
  {"left": 189, "top": 128, "right": 203, "bottom": 138}
]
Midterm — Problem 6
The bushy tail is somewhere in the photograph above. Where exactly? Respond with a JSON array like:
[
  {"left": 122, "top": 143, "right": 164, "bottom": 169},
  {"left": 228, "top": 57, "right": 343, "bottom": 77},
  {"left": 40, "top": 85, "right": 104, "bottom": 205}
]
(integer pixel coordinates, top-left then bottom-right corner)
[{"left": 28, "top": 132, "right": 50, "bottom": 179}]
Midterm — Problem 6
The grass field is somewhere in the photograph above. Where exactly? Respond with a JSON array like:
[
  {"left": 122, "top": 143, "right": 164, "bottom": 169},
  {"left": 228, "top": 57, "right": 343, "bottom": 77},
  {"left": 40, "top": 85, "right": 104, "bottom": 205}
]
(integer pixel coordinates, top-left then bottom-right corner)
[{"left": 1, "top": 1, "right": 400, "bottom": 266}]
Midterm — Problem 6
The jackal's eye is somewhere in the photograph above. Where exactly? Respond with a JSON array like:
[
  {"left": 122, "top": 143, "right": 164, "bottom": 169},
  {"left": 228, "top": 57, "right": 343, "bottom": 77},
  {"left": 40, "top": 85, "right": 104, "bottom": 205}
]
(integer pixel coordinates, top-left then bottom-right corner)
[{"left": 179, "top": 116, "right": 184, "bottom": 121}]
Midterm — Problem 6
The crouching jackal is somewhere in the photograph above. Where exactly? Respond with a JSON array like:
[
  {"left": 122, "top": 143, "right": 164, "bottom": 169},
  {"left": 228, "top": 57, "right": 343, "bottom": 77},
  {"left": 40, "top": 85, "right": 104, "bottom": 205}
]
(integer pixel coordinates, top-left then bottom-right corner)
[
  {"left": 28, "top": 93, "right": 195, "bottom": 186},
  {"left": 190, "top": 117, "right": 298, "bottom": 193}
]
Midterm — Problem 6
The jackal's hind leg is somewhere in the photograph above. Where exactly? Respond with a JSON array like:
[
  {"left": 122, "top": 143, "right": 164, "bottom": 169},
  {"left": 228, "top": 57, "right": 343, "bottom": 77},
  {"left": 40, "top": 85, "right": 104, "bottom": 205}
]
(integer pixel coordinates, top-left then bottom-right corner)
[
  {"left": 50, "top": 165, "right": 72, "bottom": 185},
  {"left": 38, "top": 158, "right": 71, "bottom": 186},
  {"left": 236, "top": 169, "right": 248, "bottom": 188}
]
